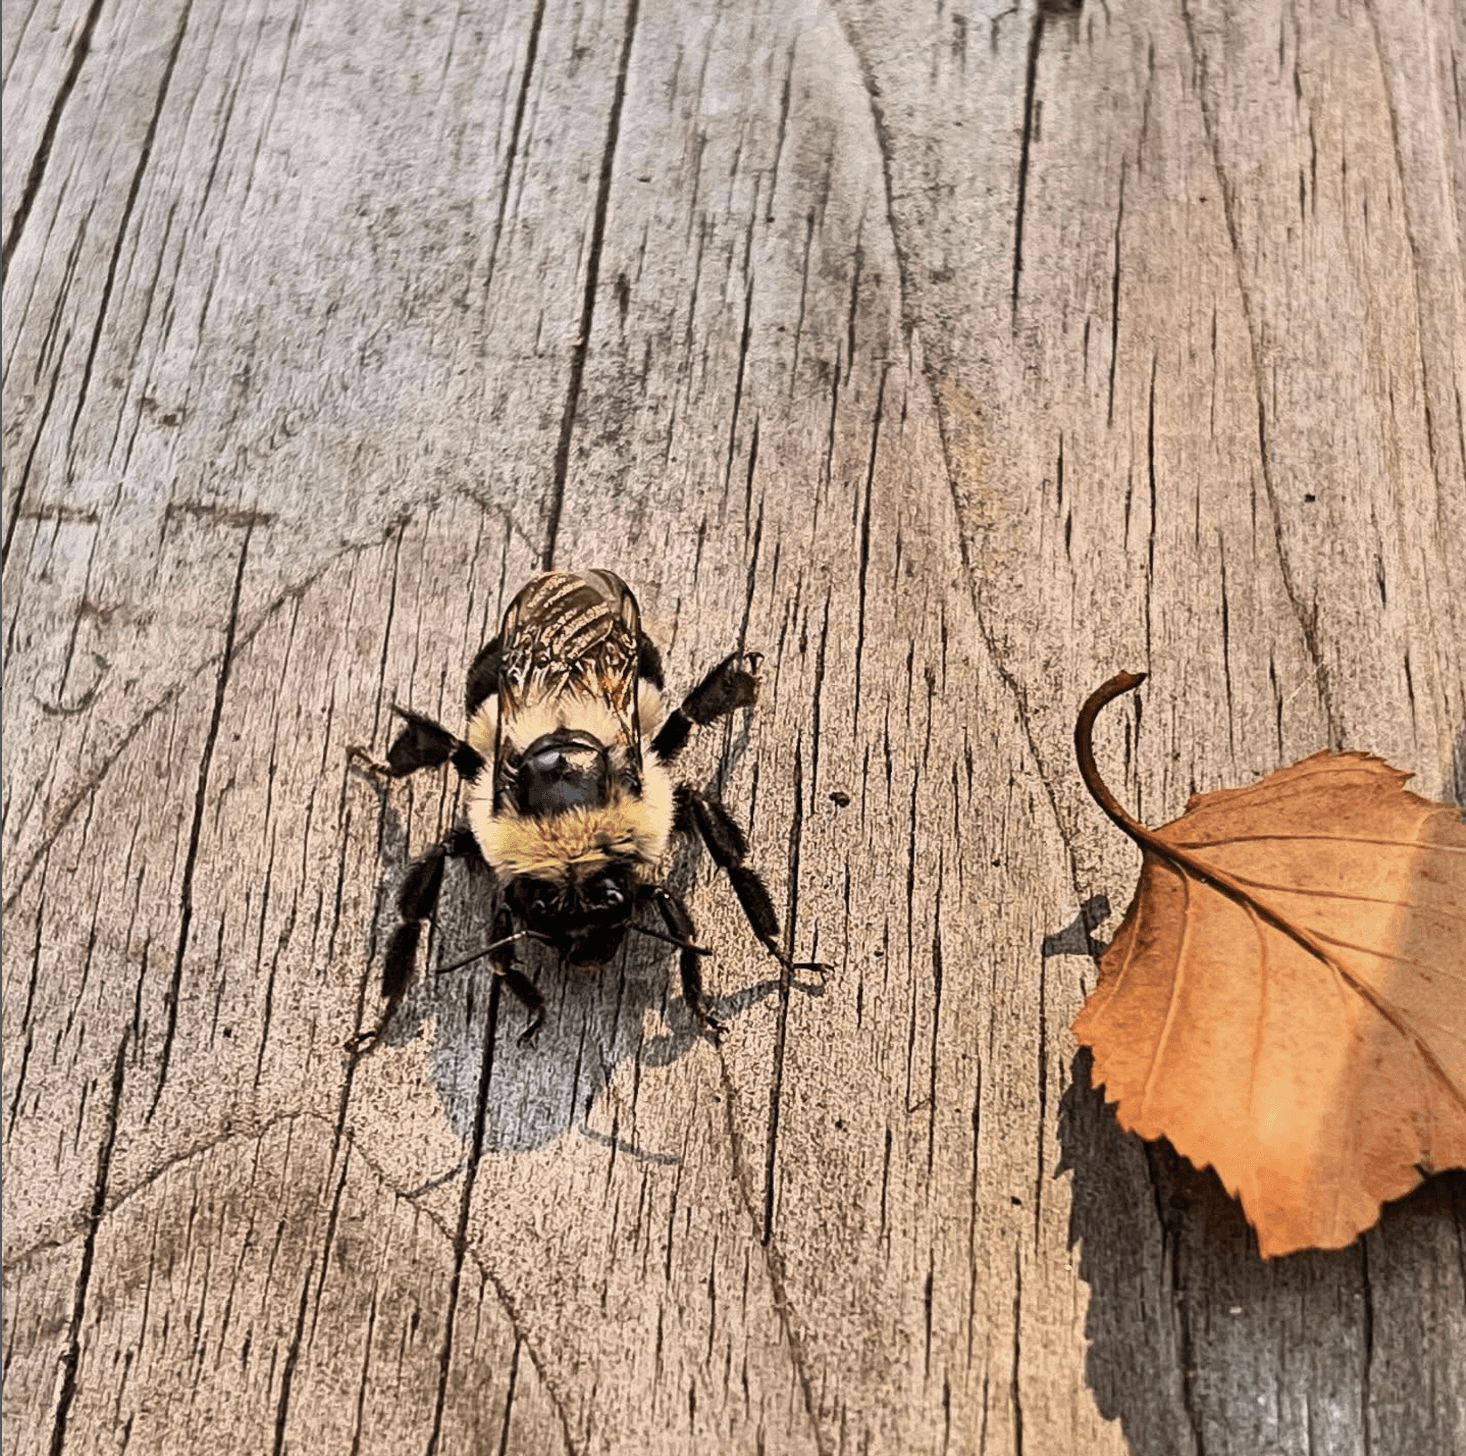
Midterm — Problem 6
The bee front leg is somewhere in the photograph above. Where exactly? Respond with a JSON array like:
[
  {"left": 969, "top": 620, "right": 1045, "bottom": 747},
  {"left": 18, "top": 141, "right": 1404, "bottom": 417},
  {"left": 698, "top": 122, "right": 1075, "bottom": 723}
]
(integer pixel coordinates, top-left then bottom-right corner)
[
  {"left": 488, "top": 905, "right": 546, "bottom": 1046},
  {"left": 348, "top": 830, "right": 486, "bottom": 1055},
  {"left": 348, "top": 839, "right": 450, "bottom": 1054},
  {"left": 652, "top": 887, "right": 727, "bottom": 1041}
]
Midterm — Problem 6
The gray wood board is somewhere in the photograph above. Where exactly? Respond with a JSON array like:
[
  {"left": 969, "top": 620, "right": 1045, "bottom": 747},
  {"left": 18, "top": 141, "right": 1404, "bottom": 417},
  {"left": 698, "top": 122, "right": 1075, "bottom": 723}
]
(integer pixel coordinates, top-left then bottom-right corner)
[{"left": 4, "top": 0, "right": 1463, "bottom": 1452}]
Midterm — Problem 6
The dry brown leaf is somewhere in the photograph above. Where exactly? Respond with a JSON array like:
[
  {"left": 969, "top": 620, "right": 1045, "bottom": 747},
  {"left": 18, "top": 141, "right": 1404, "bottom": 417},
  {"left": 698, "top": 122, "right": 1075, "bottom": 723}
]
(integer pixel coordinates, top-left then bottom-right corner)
[{"left": 1072, "top": 673, "right": 1466, "bottom": 1258}]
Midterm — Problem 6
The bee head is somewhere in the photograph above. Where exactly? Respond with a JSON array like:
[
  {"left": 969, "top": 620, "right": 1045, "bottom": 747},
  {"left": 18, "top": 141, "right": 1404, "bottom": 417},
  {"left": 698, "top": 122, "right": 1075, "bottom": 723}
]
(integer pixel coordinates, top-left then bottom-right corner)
[{"left": 506, "top": 861, "right": 638, "bottom": 968}]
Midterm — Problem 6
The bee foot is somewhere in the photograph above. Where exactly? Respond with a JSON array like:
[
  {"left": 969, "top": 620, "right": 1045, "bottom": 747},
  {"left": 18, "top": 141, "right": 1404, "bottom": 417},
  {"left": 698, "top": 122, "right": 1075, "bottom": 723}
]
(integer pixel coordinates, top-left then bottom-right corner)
[
  {"left": 346, "top": 744, "right": 392, "bottom": 777},
  {"left": 345, "top": 1027, "right": 382, "bottom": 1056}
]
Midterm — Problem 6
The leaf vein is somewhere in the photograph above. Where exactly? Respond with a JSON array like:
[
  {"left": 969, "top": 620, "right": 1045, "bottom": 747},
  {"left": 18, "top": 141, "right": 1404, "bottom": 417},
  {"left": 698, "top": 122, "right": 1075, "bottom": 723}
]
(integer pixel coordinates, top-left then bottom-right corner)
[
  {"left": 1171, "top": 832, "right": 1466, "bottom": 856},
  {"left": 1139, "top": 873, "right": 1190, "bottom": 1119}
]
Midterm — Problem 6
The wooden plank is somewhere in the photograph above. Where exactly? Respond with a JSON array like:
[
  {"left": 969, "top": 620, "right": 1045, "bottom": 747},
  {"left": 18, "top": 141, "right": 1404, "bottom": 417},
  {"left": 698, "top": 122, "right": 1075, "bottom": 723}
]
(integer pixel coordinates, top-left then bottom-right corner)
[{"left": 4, "top": 0, "right": 1463, "bottom": 1453}]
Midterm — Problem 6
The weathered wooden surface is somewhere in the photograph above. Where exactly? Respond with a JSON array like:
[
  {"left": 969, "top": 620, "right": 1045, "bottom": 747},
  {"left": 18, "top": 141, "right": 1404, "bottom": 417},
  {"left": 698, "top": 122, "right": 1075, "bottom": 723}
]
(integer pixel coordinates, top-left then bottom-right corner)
[{"left": 4, "top": 0, "right": 1463, "bottom": 1451}]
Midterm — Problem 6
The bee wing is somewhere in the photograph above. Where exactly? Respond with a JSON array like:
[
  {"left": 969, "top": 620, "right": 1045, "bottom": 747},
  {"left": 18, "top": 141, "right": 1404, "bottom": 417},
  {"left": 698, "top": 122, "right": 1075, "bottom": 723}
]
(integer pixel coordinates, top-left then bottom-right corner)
[{"left": 494, "top": 571, "right": 644, "bottom": 796}]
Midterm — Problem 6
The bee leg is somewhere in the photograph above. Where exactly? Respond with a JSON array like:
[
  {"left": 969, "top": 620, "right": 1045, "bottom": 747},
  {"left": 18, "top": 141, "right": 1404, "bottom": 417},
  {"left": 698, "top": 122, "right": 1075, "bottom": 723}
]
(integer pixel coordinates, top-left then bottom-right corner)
[
  {"left": 651, "top": 652, "right": 760, "bottom": 763},
  {"left": 347, "top": 831, "right": 483, "bottom": 1055},
  {"left": 464, "top": 635, "right": 501, "bottom": 716},
  {"left": 652, "top": 887, "right": 726, "bottom": 1040},
  {"left": 487, "top": 904, "right": 546, "bottom": 1045},
  {"left": 351, "top": 706, "right": 485, "bottom": 781},
  {"left": 680, "top": 789, "right": 825, "bottom": 977},
  {"left": 636, "top": 633, "right": 666, "bottom": 690}
]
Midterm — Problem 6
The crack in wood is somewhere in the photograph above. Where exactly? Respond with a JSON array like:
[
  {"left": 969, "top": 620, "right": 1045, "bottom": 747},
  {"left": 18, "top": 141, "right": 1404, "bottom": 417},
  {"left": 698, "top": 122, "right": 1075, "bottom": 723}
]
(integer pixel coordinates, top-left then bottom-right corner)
[
  {"left": 148, "top": 526, "right": 252, "bottom": 1122},
  {"left": 544, "top": 0, "right": 642, "bottom": 571},
  {"left": 47, "top": 1030, "right": 129, "bottom": 1456}
]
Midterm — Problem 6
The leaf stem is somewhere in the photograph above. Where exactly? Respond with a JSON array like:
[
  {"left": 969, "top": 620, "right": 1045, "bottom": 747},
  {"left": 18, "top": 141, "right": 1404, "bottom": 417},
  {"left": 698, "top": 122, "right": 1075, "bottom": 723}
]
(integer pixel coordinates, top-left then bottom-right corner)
[{"left": 1074, "top": 671, "right": 1149, "bottom": 846}]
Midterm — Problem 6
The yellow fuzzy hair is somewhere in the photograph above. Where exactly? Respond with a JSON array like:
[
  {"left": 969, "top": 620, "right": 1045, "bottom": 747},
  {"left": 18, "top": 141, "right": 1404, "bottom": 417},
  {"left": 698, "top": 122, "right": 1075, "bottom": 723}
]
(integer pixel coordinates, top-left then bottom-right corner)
[
  {"left": 467, "top": 752, "right": 675, "bottom": 882},
  {"left": 463, "top": 664, "right": 672, "bottom": 881},
  {"left": 464, "top": 684, "right": 666, "bottom": 759}
]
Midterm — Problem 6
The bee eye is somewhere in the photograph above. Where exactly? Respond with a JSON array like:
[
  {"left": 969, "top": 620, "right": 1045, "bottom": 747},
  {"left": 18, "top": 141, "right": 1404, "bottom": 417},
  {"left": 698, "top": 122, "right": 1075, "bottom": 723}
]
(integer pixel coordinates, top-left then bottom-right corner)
[
  {"left": 531, "top": 894, "right": 550, "bottom": 916},
  {"left": 588, "top": 875, "right": 625, "bottom": 909}
]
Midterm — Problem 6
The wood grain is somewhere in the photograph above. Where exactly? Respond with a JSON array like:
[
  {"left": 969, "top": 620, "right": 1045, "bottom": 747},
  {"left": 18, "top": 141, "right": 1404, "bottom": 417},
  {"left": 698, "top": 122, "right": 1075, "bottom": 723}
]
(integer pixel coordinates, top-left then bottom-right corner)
[{"left": 4, "top": 0, "right": 1463, "bottom": 1452}]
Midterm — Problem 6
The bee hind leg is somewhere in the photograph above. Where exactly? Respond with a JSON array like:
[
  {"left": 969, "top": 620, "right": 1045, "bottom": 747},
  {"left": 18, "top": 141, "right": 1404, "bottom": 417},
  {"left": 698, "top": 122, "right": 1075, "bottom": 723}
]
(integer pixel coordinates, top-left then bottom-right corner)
[
  {"left": 651, "top": 653, "right": 760, "bottom": 763},
  {"left": 464, "top": 636, "right": 501, "bottom": 716},
  {"left": 350, "top": 706, "right": 484, "bottom": 781}
]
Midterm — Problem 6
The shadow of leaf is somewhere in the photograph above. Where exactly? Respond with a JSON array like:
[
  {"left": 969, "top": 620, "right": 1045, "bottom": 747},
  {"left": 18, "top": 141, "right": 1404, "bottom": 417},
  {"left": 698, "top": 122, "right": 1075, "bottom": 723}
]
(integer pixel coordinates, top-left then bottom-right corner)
[{"left": 1059, "top": 1049, "right": 1466, "bottom": 1456}]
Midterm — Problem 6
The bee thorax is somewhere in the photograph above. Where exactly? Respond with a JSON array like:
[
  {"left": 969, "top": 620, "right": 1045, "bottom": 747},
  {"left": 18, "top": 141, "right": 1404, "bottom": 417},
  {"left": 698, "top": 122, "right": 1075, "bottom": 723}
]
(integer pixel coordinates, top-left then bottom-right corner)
[{"left": 517, "top": 730, "right": 612, "bottom": 815}]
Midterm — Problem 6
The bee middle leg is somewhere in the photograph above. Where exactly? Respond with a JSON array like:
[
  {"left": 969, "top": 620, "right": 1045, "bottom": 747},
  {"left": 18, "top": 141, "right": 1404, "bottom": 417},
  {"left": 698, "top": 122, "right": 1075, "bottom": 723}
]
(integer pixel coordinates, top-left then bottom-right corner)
[
  {"left": 678, "top": 788, "right": 823, "bottom": 977},
  {"left": 636, "top": 632, "right": 665, "bottom": 690},
  {"left": 651, "top": 652, "right": 760, "bottom": 763}
]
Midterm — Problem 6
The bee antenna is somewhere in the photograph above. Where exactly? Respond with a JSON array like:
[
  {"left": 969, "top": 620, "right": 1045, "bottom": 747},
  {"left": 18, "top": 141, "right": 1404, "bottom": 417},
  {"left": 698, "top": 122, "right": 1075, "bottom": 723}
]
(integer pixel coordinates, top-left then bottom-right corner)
[
  {"left": 433, "top": 931, "right": 536, "bottom": 977},
  {"left": 627, "top": 923, "right": 713, "bottom": 956}
]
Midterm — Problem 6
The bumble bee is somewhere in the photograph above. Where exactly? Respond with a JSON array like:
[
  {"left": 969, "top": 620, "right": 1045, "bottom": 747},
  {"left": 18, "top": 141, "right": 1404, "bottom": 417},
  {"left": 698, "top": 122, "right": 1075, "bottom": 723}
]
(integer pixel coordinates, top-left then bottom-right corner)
[{"left": 348, "top": 569, "right": 817, "bottom": 1052}]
